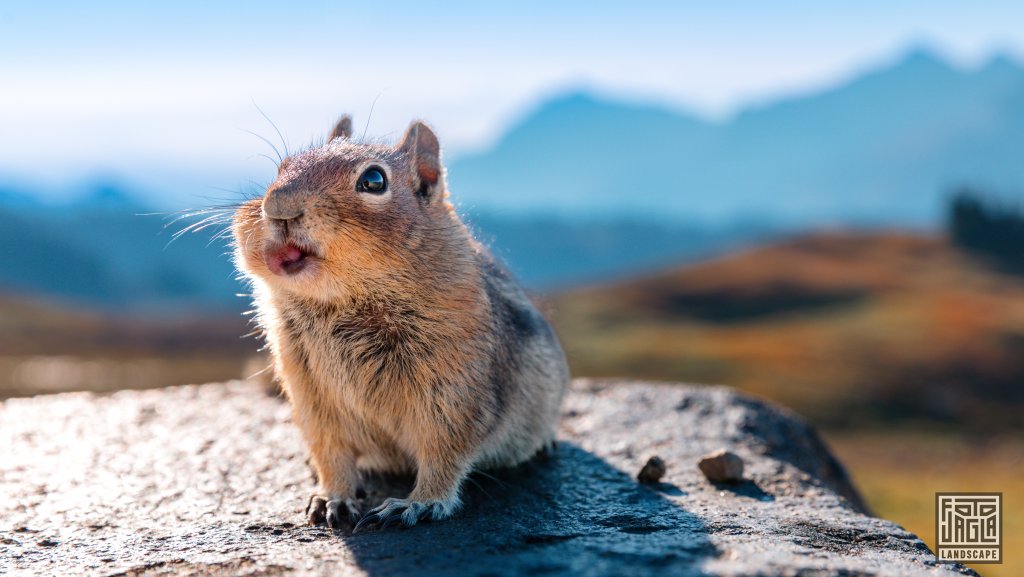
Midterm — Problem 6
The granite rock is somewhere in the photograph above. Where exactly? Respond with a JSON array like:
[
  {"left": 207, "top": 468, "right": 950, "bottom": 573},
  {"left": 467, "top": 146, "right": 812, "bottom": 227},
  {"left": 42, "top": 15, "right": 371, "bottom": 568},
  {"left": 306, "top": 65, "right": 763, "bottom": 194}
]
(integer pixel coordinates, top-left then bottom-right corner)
[{"left": 0, "top": 379, "right": 975, "bottom": 576}]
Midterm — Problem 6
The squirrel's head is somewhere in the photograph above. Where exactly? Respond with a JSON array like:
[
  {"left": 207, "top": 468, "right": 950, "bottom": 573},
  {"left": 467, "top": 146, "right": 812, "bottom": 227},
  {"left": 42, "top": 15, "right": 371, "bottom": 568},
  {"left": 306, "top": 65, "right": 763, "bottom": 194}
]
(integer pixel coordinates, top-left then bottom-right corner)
[{"left": 233, "top": 117, "right": 464, "bottom": 301}]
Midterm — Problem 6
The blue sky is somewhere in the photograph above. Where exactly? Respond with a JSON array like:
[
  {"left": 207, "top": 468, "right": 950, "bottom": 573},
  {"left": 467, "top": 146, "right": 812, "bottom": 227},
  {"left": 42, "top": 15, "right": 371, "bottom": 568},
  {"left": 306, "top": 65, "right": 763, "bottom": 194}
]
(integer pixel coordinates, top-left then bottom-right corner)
[{"left": 2, "top": 1, "right": 1022, "bottom": 205}]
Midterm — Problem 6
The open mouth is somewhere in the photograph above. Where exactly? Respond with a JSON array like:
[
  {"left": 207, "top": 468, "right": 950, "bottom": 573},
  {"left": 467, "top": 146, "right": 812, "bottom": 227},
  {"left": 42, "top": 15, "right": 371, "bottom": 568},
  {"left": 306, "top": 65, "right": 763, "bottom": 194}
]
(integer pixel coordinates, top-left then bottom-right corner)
[{"left": 264, "top": 242, "right": 317, "bottom": 276}]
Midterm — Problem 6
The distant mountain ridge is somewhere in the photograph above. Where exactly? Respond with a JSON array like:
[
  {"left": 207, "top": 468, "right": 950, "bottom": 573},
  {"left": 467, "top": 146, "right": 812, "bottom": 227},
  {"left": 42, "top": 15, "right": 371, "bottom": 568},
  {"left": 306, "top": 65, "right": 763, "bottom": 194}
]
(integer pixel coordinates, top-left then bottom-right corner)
[
  {"left": 448, "top": 49, "right": 1024, "bottom": 225},
  {"left": 5, "top": 47, "right": 1022, "bottom": 311},
  {"left": 0, "top": 188, "right": 773, "bottom": 311},
  {"left": 0, "top": 185, "right": 244, "bottom": 313}
]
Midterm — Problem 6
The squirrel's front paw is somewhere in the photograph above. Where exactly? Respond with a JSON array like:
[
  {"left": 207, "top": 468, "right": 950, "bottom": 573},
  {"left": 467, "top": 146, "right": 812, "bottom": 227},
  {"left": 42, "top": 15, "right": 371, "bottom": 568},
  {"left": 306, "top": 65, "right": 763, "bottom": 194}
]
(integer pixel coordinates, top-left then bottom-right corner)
[
  {"left": 306, "top": 494, "right": 361, "bottom": 530},
  {"left": 352, "top": 497, "right": 457, "bottom": 532}
]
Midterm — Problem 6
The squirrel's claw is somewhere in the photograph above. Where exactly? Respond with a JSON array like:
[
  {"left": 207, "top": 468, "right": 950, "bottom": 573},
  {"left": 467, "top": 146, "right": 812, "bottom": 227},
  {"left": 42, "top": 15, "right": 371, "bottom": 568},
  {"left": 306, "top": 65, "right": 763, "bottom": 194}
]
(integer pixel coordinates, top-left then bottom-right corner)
[
  {"left": 326, "top": 498, "right": 361, "bottom": 530},
  {"left": 352, "top": 511, "right": 381, "bottom": 533},
  {"left": 306, "top": 495, "right": 360, "bottom": 530},
  {"left": 306, "top": 495, "right": 328, "bottom": 526},
  {"left": 353, "top": 498, "right": 437, "bottom": 533}
]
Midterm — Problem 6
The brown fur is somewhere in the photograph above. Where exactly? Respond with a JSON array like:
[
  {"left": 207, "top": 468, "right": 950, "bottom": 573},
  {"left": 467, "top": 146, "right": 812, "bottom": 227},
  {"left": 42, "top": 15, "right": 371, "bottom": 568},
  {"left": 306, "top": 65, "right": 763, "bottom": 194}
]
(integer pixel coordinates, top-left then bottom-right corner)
[{"left": 233, "top": 119, "right": 569, "bottom": 529}]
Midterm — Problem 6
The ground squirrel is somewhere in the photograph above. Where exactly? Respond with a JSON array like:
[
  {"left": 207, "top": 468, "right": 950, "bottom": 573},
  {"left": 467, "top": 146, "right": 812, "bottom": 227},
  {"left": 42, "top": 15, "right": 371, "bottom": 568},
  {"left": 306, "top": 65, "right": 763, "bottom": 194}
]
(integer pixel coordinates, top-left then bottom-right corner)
[{"left": 232, "top": 116, "right": 570, "bottom": 531}]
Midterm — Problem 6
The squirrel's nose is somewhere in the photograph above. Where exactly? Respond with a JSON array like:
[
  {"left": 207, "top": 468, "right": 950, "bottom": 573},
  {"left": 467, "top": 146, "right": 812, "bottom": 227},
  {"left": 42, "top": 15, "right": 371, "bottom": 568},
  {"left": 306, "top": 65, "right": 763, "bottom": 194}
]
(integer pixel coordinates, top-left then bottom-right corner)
[{"left": 263, "top": 187, "right": 307, "bottom": 221}]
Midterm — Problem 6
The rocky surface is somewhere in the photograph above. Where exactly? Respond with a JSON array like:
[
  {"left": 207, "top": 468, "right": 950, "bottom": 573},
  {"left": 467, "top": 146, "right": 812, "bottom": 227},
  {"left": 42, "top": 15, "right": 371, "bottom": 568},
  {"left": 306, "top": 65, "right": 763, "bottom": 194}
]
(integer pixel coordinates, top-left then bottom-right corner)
[{"left": 0, "top": 379, "right": 973, "bottom": 577}]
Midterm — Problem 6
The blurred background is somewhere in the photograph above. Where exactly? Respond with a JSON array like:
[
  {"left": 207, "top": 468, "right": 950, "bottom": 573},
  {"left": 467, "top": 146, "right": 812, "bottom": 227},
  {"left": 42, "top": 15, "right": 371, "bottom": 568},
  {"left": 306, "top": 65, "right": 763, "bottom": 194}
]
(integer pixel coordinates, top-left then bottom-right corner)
[{"left": 2, "top": 2, "right": 1022, "bottom": 573}]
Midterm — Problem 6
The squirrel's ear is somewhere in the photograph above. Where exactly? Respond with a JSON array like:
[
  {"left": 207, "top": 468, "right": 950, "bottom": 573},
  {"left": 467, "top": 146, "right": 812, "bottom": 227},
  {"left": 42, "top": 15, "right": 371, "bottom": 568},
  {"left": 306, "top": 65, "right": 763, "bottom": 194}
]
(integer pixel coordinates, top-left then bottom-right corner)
[
  {"left": 398, "top": 121, "right": 442, "bottom": 199},
  {"left": 329, "top": 115, "right": 353, "bottom": 140}
]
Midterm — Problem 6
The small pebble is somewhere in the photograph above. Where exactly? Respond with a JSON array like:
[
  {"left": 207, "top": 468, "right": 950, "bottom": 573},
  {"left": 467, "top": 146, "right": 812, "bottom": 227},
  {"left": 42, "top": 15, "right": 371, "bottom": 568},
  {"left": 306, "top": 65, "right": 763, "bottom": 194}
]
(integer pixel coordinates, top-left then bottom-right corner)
[
  {"left": 636, "top": 456, "right": 667, "bottom": 484},
  {"left": 698, "top": 449, "right": 744, "bottom": 483}
]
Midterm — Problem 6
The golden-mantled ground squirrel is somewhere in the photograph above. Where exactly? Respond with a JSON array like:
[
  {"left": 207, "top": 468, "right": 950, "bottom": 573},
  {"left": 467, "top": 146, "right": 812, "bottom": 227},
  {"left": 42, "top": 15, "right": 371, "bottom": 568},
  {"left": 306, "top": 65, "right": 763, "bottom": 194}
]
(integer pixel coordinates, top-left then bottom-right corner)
[{"left": 233, "top": 116, "right": 570, "bottom": 531}]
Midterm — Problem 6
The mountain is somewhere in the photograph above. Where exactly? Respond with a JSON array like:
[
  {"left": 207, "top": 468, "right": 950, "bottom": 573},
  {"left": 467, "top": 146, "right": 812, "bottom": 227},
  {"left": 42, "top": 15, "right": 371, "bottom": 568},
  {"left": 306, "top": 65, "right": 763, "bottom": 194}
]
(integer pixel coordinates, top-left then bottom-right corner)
[
  {"left": 0, "top": 188, "right": 773, "bottom": 310},
  {"left": 465, "top": 213, "right": 780, "bottom": 290},
  {"left": 0, "top": 185, "right": 244, "bottom": 313},
  {"left": 448, "top": 49, "right": 1024, "bottom": 225}
]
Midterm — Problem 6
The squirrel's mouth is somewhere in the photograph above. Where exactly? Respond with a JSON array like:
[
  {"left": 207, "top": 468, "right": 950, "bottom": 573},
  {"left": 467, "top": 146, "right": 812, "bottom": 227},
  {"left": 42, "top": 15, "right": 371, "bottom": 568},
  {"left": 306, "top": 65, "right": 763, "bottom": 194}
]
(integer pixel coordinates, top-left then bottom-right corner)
[{"left": 264, "top": 242, "right": 317, "bottom": 276}]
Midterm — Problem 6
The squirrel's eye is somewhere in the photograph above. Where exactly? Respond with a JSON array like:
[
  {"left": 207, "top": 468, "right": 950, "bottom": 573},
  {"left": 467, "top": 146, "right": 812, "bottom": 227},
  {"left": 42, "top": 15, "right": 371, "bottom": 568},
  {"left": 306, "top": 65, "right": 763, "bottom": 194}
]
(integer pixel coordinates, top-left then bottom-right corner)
[{"left": 356, "top": 167, "right": 387, "bottom": 194}]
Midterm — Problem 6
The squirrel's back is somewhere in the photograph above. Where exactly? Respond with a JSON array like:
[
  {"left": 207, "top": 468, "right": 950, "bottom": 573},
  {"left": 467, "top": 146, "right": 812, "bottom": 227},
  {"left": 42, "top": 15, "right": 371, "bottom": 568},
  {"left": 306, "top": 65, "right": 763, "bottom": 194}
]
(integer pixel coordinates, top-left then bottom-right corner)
[{"left": 472, "top": 247, "right": 569, "bottom": 467}]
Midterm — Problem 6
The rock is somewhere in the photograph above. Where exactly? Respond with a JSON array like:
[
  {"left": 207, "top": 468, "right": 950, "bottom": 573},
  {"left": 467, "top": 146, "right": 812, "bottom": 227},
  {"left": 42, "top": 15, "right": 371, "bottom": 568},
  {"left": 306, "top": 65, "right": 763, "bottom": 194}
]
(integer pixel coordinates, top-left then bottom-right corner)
[
  {"left": 698, "top": 450, "right": 745, "bottom": 483},
  {"left": 637, "top": 456, "right": 667, "bottom": 484},
  {"left": 0, "top": 379, "right": 976, "bottom": 577}
]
